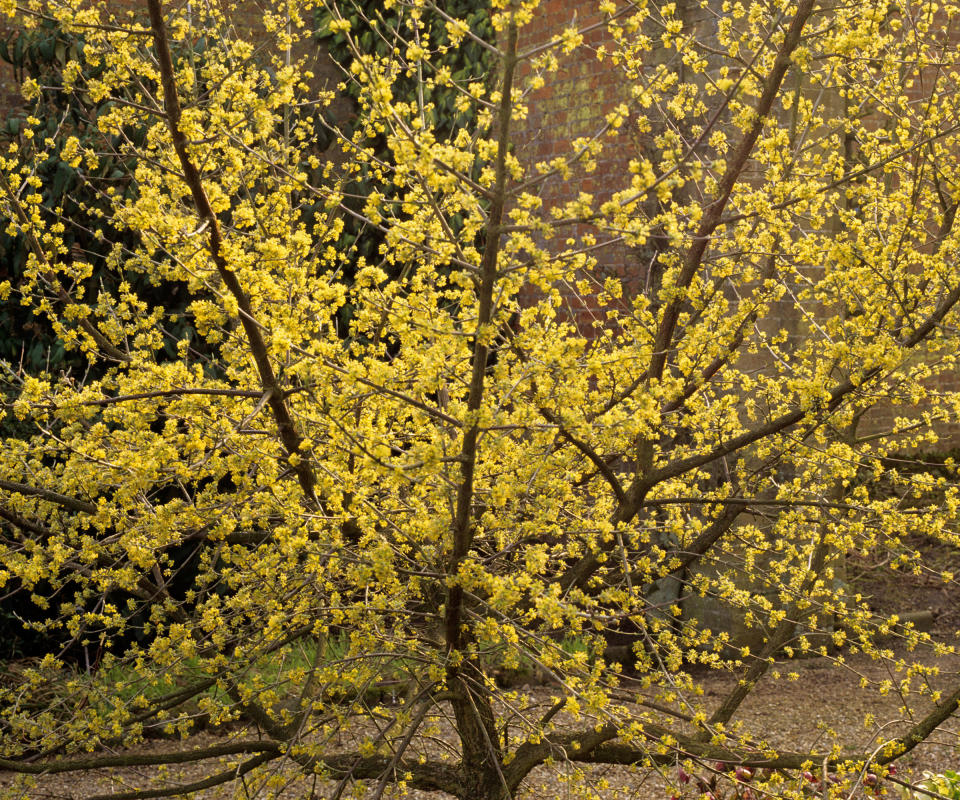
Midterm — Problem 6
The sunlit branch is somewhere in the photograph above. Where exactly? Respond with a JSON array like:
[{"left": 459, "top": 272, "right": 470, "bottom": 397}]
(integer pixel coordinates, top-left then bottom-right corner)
[
  {"left": 647, "top": 0, "right": 817, "bottom": 385},
  {"left": 146, "top": 0, "right": 318, "bottom": 506},
  {"left": 0, "top": 479, "right": 98, "bottom": 515}
]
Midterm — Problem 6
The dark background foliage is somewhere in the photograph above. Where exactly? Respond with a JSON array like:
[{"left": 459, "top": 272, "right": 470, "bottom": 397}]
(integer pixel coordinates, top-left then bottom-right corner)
[{"left": 311, "top": 1, "right": 495, "bottom": 334}]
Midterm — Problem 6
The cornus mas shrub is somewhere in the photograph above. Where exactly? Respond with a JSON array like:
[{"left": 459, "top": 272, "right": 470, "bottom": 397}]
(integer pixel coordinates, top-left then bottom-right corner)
[{"left": 0, "top": 0, "right": 959, "bottom": 799}]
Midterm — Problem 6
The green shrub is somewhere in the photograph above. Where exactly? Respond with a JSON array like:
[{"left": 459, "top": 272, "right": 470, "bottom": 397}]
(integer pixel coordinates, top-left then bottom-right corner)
[{"left": 904, "top": 771, "right": 960, "bottom": 800}]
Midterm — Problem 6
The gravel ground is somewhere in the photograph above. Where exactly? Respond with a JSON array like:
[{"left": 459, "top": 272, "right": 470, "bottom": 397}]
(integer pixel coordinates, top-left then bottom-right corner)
[{"left": 4, "top": 634, "right": 960, "bottom": 800}]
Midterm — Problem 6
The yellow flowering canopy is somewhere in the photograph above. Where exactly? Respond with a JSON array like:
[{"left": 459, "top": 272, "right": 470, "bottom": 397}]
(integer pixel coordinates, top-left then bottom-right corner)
[{"left": 1, "top": 0, "right": 959, "bottom": 798}]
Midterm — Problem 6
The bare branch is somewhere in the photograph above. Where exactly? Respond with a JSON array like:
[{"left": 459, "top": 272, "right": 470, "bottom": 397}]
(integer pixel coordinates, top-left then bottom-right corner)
[
  {"left": 0, "top": 479, "right": 98, "bottom": 515},
  {"left": 0, "top": 741, "right": 282, "bottom": 775},
  {"left": 84, "top": 752, "right": 280, "bottom": 800}
]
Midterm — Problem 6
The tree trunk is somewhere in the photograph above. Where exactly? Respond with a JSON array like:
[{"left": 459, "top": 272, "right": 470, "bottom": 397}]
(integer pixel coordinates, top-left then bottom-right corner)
[{"left": 451, "top": 673, "right": 510, "bottom": 800}]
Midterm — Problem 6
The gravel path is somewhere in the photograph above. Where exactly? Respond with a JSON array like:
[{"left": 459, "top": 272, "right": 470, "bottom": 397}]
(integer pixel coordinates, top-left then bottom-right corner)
[{"left": 4, "top": 637, "right": 959, "bottom": 800}]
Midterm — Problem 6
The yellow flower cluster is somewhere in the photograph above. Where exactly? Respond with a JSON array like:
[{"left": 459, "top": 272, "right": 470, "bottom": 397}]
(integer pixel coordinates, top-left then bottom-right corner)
[{"left": 0, "top": 0, "right": 959, "bottom": 797}]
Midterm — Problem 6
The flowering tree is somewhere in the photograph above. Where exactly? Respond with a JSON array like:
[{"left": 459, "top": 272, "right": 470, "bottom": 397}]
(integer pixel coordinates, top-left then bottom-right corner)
[{"left": 1, "top": 0, "right": 960, "bottom": 799}]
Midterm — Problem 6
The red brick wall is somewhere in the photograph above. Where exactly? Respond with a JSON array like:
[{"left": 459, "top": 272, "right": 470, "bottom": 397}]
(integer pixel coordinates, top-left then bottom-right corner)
[{"left": 515, "top": 0, "right": 639, "bottom": 332}]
